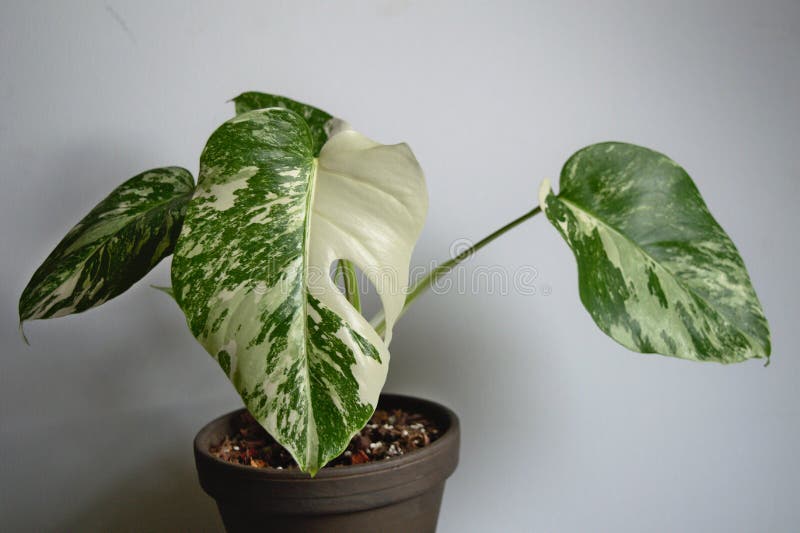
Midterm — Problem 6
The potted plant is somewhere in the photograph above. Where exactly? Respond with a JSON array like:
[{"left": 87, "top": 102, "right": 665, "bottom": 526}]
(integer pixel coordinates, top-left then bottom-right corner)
[{"left": 19, "top": 92, "right": 770, "bottom": 532}]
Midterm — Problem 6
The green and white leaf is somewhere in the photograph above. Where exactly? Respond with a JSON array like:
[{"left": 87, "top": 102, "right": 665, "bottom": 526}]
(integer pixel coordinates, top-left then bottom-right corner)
[
  {"left": 233, "top": 92, "right": 334, "bottom": 156},
  {"left": 540, "top": 142, "right": 770, "bottom": 363},
  {"left": 171, "top": 108, "right": 427, "bottom": 474},
  {"left": 19, "top": 167, "right": 195, "bottom": 323}
]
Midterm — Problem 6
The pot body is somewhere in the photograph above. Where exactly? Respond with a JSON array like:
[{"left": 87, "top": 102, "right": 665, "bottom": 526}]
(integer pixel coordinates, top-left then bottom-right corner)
[{"left": 194, "top": 394, "right": 460, "bottom": 533}]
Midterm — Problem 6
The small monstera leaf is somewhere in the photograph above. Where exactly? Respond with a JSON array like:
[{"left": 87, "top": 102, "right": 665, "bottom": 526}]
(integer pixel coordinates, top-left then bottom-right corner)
[
  {"left": 172, "top": 107, "right": 427, "bottom": 474},
  {"left": 19, "top": 167, "right": 194, "bottom": 324},
  {"left": 541, "top": 142, "right": 770, "bottom": 363}
]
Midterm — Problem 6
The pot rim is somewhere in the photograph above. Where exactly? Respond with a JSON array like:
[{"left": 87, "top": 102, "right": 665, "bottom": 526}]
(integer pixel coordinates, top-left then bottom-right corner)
[{"left": 194, "top": 392, "right": 460, "bottom": 481}]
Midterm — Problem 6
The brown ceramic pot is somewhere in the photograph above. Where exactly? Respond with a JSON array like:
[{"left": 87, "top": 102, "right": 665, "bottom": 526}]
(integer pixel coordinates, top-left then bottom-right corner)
[{"left": 194, "top": 394, "right": 460, "bottom": 533}]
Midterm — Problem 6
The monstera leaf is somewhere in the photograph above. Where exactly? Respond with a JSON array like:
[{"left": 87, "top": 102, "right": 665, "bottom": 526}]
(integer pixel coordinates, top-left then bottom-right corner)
[
  {"left": 19, "top": 167, "right": 194, "bottom": 324},
  {"left": 171, "top": 107, "right": 427, "bottom": 474},
  {"left": 540, "top": 142, "right": 770, "bottom": 363}
]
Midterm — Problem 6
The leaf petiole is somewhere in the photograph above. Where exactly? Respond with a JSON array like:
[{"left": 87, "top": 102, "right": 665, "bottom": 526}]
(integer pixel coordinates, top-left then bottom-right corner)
[
  {"left": 372, "top": 205, "right": 542, "bottom": 336},
  {"left": 336, "top": 259, "right": 362, "bottom": 313}
]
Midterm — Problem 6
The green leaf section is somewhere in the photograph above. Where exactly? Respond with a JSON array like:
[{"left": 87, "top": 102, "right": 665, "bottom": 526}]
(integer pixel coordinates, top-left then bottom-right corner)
[
  {"left": 19, "top": 167, "right": 194, "bottom": 323},
  {"left": 233, "top": 92, "right": 333, "bottom": 156},
  {"left": 542, "top": 142, "right": 770, "bottom": 363},
  {"left": 171, "top": 107, "right": 427, "bottom": 474}
]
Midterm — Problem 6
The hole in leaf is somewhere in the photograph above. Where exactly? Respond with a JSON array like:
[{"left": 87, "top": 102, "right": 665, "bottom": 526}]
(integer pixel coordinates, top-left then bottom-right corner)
[{"left": 329, "top": 259, "right": 384, "bottom": 335}]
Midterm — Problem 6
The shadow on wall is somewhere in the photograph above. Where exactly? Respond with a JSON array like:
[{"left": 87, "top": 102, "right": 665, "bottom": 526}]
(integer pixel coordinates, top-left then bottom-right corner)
[
  {"left": 63, "top": 454, "right": 222, "bottom": 531},
  {"left": 2, "top": 282, "right": 227, "bottom": 531},
  {"left": 383, "top": 284, "right": 553, "bottom": 428},
  {"left": 4, "top": 140, "right": 226, "bottom": 531}
]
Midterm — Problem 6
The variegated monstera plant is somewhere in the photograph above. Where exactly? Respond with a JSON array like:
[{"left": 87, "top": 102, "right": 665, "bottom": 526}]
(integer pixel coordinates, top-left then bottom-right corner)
[{"left": 20, "top": 92, "right": 770, "bottom": 474}]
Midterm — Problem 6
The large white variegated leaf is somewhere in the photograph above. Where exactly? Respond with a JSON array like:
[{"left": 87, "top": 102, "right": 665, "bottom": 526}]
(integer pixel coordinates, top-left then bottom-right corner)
[
  {"left": 541, "top": 142, "right": 770, "bottom": 363},
  {"left": 19, "top": 167, "right": 194, "bottom": 324},
  {"left": 171, "top": 108, "right": 427, "bottom": 474}
]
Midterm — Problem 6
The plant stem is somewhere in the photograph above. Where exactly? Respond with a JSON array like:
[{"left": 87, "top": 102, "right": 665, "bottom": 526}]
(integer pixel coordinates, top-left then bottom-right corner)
[
  {"left": 336, "top": 259, "right": 361, "bottom": 313},
  {"left": 372, "top": 205, "right": 542, "bottom": 335}
]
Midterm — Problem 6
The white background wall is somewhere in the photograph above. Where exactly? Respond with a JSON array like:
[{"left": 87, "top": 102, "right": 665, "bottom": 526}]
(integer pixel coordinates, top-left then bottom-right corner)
[{"left": 2, "top": 1, "right": 798, "bottom": 531}]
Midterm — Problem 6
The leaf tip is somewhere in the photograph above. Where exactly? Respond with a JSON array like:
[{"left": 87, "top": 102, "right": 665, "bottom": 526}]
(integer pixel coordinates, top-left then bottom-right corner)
[
  {"left": 228, "top": 92, "right": 246, "bottom": 104},
  {"left": 19, "top": 321, "right": 30, "bottom": 346},
  {"left": 150, "top": 284, "right": 175, "bottom": 299}
]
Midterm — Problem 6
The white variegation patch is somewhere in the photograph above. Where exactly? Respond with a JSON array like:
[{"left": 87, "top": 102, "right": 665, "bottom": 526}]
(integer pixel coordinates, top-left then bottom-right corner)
[
  {"left": 313, "top": 130, "right": 428, "bottom": 346},
  {"left": 194, "top": 166, "right": 259, "bottom": 210}
]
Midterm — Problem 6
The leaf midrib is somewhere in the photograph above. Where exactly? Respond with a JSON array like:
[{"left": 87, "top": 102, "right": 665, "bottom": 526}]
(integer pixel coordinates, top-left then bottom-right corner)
[
  {"left": 556, "top": 195, "right": 745, "bottom": 338},
  {"left": 299, "top": 157, "right": 319, "bottom": 470}
]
